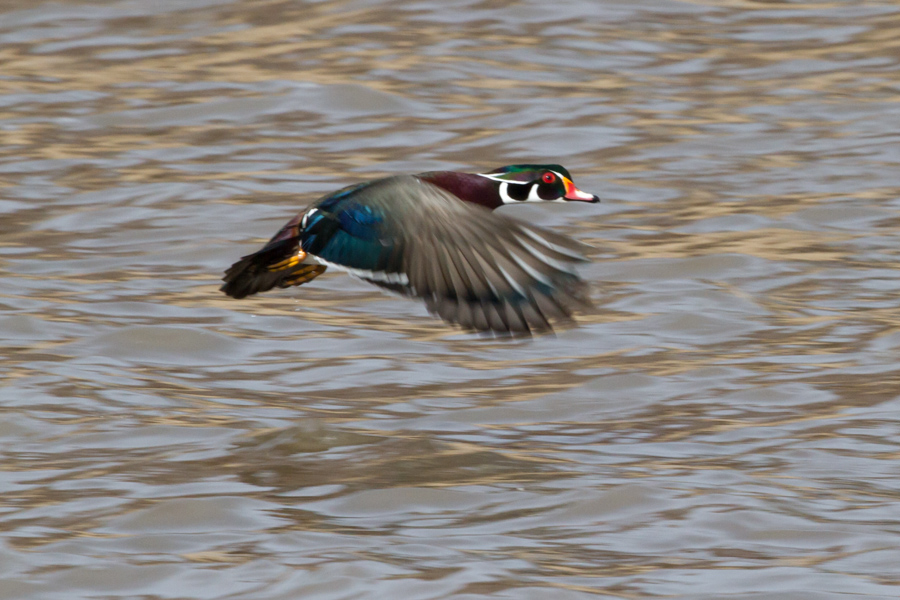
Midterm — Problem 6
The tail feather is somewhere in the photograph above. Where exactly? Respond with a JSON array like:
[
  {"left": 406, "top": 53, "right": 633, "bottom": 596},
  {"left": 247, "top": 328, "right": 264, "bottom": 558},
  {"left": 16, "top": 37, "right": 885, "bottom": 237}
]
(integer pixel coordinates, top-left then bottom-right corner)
[{"left": 220, "top": 237, "right": 326, "bottom": 299}]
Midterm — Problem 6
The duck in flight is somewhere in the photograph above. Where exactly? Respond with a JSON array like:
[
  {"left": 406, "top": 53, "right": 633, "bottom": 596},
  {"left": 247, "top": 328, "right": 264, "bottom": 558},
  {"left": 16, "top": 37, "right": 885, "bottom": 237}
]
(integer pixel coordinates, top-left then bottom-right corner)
[{"left": 221, "top": 165, "right": 600, "bottom": 335}]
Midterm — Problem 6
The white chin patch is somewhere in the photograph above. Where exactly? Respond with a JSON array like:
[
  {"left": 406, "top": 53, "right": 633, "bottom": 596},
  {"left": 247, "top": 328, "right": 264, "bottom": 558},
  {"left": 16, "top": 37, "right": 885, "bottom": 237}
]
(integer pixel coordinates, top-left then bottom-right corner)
[
  {"left": 526, "top": 185, "right": 543, "bottom": 201},
  {"left": 499, "top": 182, "right": 546, "bottom": 204}
]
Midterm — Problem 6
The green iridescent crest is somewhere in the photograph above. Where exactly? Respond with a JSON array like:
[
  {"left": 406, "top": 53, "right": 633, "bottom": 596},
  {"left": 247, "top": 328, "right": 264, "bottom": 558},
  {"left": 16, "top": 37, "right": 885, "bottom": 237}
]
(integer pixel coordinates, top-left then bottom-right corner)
[{"left": 484, "top": 164, "right": 573, "bottom": 182}]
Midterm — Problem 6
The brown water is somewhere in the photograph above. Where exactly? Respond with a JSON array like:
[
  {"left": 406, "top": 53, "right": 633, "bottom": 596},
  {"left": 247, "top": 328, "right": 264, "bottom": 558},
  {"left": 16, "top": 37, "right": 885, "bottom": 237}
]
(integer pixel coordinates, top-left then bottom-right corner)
[{"left": 2, "top": 1, "right": 900, "bottom": 598}]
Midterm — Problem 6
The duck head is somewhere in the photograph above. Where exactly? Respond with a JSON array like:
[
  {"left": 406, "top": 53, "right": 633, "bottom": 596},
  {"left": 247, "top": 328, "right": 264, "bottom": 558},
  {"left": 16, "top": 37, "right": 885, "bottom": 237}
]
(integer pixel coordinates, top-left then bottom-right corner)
[{"left": 479, "top": 164, "right": 600, "bottom": 205}]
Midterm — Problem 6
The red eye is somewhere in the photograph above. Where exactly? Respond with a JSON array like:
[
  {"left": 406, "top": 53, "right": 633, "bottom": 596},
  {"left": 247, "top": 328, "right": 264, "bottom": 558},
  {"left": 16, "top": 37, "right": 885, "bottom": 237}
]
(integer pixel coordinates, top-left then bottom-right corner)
[{"left": 542, "top": 172, "right": 556, "bottom": 184}]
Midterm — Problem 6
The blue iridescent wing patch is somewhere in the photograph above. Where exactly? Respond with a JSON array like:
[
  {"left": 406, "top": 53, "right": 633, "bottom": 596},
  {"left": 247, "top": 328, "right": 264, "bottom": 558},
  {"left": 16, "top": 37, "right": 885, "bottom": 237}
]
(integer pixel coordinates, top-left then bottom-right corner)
[
  {"left": 336, "top": 202, "right": 382, "bottom": 240},
  {"left": 301, "top": 187, "right": 396, "bottom": 273}
]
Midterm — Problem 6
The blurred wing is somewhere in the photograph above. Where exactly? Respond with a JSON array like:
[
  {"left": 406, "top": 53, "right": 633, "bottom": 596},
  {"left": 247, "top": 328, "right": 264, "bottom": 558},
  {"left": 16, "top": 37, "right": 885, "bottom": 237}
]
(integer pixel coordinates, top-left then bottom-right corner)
[{"left": 304, "top": 176, "right": 593, "bottom": 334}]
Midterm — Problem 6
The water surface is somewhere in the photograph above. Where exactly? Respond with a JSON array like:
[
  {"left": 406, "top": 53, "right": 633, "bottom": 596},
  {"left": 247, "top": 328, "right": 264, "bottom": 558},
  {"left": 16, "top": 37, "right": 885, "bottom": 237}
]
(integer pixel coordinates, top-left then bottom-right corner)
[{"left": 2, "top": 1, "right": 900, "bottom": 598}]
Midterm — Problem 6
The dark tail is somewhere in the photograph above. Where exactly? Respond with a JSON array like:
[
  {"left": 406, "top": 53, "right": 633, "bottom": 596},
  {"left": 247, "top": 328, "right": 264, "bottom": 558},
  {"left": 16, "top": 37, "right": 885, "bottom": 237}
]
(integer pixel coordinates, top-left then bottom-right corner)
[{"left": 221, "top": 237, "right": 326, "bottom": 299}]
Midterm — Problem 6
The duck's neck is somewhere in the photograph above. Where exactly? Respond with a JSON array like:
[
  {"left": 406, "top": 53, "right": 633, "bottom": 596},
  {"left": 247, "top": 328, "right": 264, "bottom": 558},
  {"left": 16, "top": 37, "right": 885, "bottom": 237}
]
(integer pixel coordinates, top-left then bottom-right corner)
[{"left": 419, "top": 171, "right": 502, "bottom": 210}]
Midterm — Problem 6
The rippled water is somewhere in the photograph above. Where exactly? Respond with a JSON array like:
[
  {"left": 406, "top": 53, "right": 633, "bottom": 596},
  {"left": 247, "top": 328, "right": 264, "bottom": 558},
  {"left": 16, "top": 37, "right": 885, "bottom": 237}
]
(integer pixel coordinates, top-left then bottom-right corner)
[{"left": 2, "top": 1, "right": 900, "bottom": 598}]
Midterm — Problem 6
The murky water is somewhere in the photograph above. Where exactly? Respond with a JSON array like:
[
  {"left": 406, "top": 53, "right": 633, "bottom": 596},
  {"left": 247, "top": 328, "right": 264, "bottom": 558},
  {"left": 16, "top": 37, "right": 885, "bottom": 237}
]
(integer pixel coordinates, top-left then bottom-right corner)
[{"left": 2, "top": 1, "right": 900, "bottom": 598}]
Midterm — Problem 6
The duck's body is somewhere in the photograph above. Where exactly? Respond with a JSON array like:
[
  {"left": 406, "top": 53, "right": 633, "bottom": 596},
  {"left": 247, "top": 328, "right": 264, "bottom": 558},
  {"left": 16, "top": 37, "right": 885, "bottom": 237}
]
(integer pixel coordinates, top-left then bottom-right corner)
[{"left": 221, "top": 165, "right": 599, "bottom": 334}]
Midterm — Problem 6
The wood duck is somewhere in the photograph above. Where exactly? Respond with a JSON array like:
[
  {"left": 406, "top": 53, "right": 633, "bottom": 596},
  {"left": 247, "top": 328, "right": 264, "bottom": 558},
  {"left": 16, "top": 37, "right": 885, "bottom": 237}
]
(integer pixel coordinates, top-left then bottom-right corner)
[{"left": 221, "top": 165, "right": 600, "bottom": 335}]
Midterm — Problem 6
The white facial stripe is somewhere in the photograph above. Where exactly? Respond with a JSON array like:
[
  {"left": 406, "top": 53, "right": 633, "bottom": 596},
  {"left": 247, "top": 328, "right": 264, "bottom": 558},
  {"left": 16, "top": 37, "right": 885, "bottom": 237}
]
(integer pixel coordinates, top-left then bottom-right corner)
[
  {"left": 482, "top": 172, "right": 569, "bottom": 203},
  {"left": 499, "top": 182, "right": 512, "bottom": 203},
  {"left": 478, "top": 173, "right": 510, "bottom": 183},
  {"left": 498, "top": 181, "right": 539, "bottom": 204}
]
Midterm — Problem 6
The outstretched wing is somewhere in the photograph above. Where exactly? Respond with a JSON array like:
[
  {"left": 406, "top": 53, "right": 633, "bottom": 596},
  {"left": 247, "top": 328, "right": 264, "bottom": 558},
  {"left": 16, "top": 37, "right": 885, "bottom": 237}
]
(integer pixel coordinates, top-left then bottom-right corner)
[{"left": 302, "top": 175, "right": 593, "bottom": 334}]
